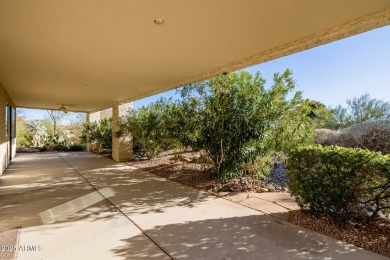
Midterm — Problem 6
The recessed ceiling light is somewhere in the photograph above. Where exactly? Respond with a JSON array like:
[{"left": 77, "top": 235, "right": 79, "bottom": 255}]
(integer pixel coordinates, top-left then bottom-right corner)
[{"left": 153, "top": 18, "right": 164, "bottom": 25}]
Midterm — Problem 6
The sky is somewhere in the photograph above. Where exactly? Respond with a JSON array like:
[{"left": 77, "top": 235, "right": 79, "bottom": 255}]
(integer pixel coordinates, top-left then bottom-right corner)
[{"left": 19, "top": 25, "right": 390, "bottom": 123}]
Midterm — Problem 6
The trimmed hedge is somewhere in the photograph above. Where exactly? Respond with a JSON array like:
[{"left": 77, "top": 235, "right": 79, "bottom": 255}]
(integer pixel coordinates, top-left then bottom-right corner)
[{"left": 287, "top": 145, "right": 390, "bottom": 220}]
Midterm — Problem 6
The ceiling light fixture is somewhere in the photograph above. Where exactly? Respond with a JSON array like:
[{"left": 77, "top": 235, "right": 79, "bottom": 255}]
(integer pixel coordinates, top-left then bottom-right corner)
[
  {"left": 153, "top": 18, "right": 164, "bottom": 25},
  {"left": 59, "top": 105, "right": 68, "bottom": 113}
]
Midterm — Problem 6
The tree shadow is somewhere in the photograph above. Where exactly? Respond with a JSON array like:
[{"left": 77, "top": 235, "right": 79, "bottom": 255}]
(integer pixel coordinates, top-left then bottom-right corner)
[
  {"left": 112, "top": 214, "right": 379, "bottom": 259},
  {"left": 1, "top": 152, "right": 381, "bottom": 259},
  {"left": 1, "top": 151, "right": 210, "bottom": 232}
]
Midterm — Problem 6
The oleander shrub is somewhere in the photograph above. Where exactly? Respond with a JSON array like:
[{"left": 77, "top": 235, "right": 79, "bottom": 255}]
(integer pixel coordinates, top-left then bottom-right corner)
[
  {"left": 179, "top": 69, "right": 312, "bottom": 180},
  {"left": 81, "top": 118, "right": 113, "bottom": 151},
  {"left": 117, "top": 99, "right": 172, "bottom": 160},
  {"left": 287, "top": 145, "right": 390, "bottom": 221},
  {"left": 315, "top": 119, "right": 390, "bottom": 154}
]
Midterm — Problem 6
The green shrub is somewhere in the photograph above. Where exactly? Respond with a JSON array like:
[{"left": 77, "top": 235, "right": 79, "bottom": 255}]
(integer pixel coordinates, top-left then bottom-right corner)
[
  {"left": 68, "top": 144, "right": 85, "bottom": 151},
  {"left": 163, "top": 98, "right": 203, "bottom": 152},
  {"left": 287, "top": 145, "right": 390, "bottom": 221},
  {"left": 180, "top": 69, "right": 313, "bottom": 180},
  {"left": 51, "top": 144, "right": 69, "bottom": 152},
  {"left": 81, "top": 118, "right": 113, "bottom": 151},
  {"left": 117, "top": 99, "right": 171, "bottom": 159}
]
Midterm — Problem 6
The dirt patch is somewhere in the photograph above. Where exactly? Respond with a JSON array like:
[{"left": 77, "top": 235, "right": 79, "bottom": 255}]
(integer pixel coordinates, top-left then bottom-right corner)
[
  {"left": 128, "top": 150, "right": 215, "bottom": 190},
  {"left": 127, "top": 150, "right": 284, "bottom": 193}
]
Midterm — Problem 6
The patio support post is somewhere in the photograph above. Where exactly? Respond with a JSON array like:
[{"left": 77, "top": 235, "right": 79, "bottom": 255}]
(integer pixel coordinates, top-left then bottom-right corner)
[
  {"left": 112, "top": 102, "right": 133, "bottom": 162},
  {"left": 85, "top": 113, "right": 91, "bottom": 152}
]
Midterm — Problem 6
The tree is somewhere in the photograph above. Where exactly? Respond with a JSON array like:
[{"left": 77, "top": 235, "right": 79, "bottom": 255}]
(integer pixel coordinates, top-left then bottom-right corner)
[
  {"left": 16, "top": 114, "right": 28, "bottom": 146},
  {"left": 330, "top": 94, "right": 390, "bottom": 129},
  {"left": 47, "top": 110, "right": 67, "bottom": 134},
  {"left": 306, "top": 100, "right": 335, "bottom": 129},
  {"left": 68, "top": 112, "right": 87, "bottom": 125},
  {"left": 331, "top": 105, "right": 352, "bottom": 129},
  {"left": 347, "top": 93, "right": 390, "bottom": 123}
]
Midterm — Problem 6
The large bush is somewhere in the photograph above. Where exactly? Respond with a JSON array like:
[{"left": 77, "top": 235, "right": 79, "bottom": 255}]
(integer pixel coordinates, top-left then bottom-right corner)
[
  {"left": 315, "top": 119, "right": 390, "bottom": 154},
  {"left": 81, "top": 118, "right": 112, "bottom": 150},
  {"left": 117, "top": 100, "right": 172, "bottom": 159},
  {"left": 287, "top": 145, "right": 390, "bottom": 220},
  {"left": 163, "top": 97, "right": 202, "bottom": 151},
  {"left": 116, "top": 70, "right": 313, "bottom": 180},
  {"left": 180, "top": 70, "right": 313, "bottom": 180}
]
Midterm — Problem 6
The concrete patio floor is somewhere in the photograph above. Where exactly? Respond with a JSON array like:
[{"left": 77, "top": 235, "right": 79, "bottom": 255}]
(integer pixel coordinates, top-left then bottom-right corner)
[{"left": 0, "top": 152, "right": 387, "bottom": 260}]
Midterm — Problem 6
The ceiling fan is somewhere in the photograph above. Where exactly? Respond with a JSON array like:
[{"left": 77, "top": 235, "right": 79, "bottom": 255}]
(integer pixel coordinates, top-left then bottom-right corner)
[{"left": 58, "top": 105, "right": 68, "bottom": 113}]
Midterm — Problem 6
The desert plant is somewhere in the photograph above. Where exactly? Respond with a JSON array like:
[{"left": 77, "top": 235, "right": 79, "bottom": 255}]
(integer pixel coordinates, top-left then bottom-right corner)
[
  {"left": 330, "top": 94, "right": 390, "bottom": 129},
  {"left": 306, "top": 100, "right": 336, "bottom": 129},
  {"left": 288, "top": 145, "right": 390, "bottom": 221},
  {"left": 315, "top": 119, "right": 390, "bottom": 154},
  {"left": 25, "top": 120, "right": 50, "bottom": 149}
]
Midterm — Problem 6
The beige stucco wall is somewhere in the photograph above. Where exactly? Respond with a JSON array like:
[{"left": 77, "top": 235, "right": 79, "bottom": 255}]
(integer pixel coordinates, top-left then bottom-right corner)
[
  {"left": 89, "top": 108, "right": 112, "bottom": 123},
  {"left": 0, "top": 84, "right": 16, "bottom": 175},
  {"left": 112, "top": 102, "right": 133, "bottom": 162}
]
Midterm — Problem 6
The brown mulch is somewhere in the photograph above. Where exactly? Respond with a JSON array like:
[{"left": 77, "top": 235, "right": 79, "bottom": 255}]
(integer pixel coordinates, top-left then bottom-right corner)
[
  {"left": 288, "top": 210, "right": 390, "bottom": 258},
  {"left": 127, "top": 150, "right": 215, "bottom": 190},
  {"left": 127, "top": 149, "right": 279, "bottom": 193},
  {"left": 128, "top": 149, "right": 390, "bottom": 258}
]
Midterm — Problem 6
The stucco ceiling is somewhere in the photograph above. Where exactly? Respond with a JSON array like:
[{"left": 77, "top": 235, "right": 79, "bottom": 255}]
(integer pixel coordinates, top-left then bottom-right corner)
[{"left": 0, "top": 1, "right": 389, "bottom": 112}]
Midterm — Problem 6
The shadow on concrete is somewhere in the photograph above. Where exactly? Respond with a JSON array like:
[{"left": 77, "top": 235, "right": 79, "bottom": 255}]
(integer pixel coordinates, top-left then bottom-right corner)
[
  {"left": 0, "top": 152, "right": 209, "bottom": 232},
  {"left": 111, "top": 214, "right": 374, "bottom": 260},
  {"left": 60, "top": 152, "right": 210, "bottom": 215},
  {"left": 1, "top": 152, "right": 385, "bottom": 259}
]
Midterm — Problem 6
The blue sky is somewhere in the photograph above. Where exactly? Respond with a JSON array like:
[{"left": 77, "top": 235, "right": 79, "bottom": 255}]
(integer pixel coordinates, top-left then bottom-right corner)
[{"left": 20, "top": 25, "right": 390, "bottom": 123}]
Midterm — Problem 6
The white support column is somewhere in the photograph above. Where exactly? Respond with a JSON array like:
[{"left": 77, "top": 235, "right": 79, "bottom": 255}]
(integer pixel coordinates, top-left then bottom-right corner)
[{"left": 112, "top": 102, "right": 133, "bottom": 162}]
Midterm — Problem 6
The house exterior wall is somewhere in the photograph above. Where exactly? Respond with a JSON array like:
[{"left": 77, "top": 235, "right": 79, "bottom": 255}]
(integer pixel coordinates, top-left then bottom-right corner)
[
  {"left": 89, "top": 107, "right": 112, "bottom": 123},
  {"left": 0, "top": 84, "right": 16, "bottom": 175}
]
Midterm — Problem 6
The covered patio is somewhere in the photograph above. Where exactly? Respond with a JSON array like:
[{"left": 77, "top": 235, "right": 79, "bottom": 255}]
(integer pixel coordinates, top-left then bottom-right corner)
[
  {"left": 1, "top": 152, "right": 387, "bottom": 259},
  {"left": 0, "top": 1, "right": 390, "bottom": 169},
  {"left": 1, "top": 1, "right": 390, "bottom": 259}
]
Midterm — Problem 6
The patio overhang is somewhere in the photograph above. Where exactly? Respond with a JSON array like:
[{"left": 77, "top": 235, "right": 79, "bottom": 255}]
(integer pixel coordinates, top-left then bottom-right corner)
[{"left": 0, "top": 1, "right": 389, "bottom": 113}]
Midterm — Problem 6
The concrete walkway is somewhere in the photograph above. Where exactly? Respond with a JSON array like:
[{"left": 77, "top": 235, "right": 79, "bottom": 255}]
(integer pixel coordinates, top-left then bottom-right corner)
[{"left": 0, "top": 152, "right": 387, "bottom": 260}]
